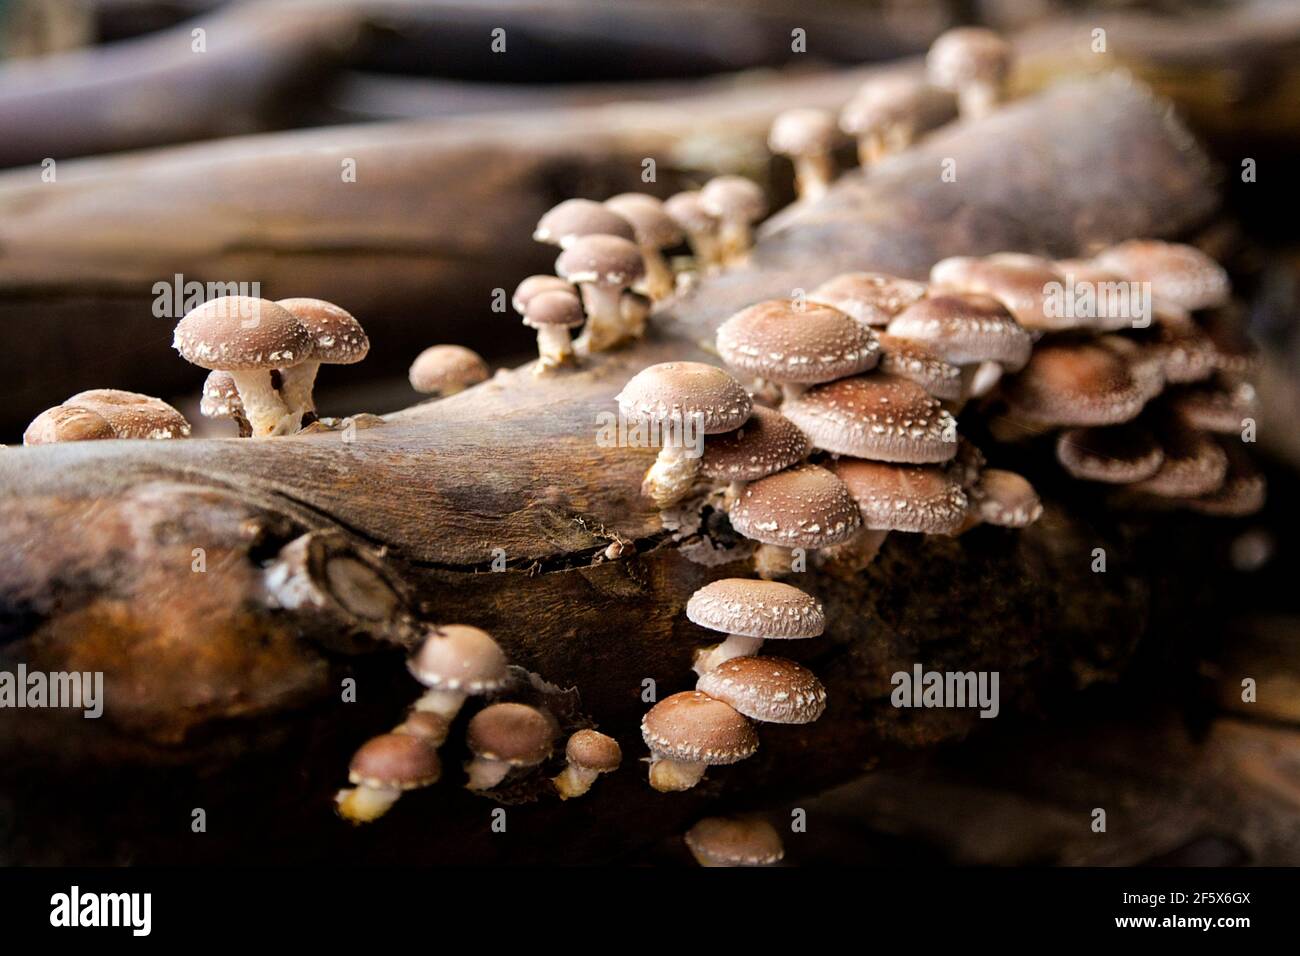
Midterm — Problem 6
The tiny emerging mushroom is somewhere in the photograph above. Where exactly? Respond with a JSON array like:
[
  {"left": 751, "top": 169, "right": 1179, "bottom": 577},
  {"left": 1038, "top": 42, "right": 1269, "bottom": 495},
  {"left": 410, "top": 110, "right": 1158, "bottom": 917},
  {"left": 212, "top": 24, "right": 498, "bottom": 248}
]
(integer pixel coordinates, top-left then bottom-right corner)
[
  {"left": 523, "top": 290, "right": 585, "bottom": 371},
  {"left": 200, "top": 370, "right": 252, "bottom": 437},
  {"left": 876, "top": 335, "right": 964, "bottom": 403},
  {"left": 768, "top": 107, "right": 837, "bottom": 201},
  {"left": 407, "top": 624, "right": 510, "bottom": 724},
  {"left": 408, "top": 344, "right": 490, "bottom": 397},
  {"left": 335, "top": 732, "right": 441, "bottom": 824},
  {"left": 839, "top": 74, "right": 930, "bottom": 167},
  {"left": 557, "top": 234, "right": 647, "bottom": 353},
  {"left": 699, "top": 175, "right": 768, "bottom": 268},
  {"left": 926, "top": 26, "right": 1013, "bottom": 121},
  {"left": 616, "top": 361, "right": 753, "bottom": 508},
  {"left": 685, "top": 815, "right": 785, "bottom": 867},
  {"left": 641, "top": 691, "right": 758, "bottom": 792},
  {"left": 464, "top": 702, "right": 558, "bottom": 792},
  {"left": 552, "top": 729, "right": 622, "bottom": 800},
  {"left": 603, "top": 193, "right": 684, "bottom": 301},
  {"left": 533, "top": 198, "right": 635, "bottom": 249},
  {"left": 687, "top": 577, "right": 825, "bottom": 674},
  {"left": 663, "top": 190, "right": 722, "bottom": 272},
  {"left": 274, "top": 297, "right": 370, "bottom": 428}
]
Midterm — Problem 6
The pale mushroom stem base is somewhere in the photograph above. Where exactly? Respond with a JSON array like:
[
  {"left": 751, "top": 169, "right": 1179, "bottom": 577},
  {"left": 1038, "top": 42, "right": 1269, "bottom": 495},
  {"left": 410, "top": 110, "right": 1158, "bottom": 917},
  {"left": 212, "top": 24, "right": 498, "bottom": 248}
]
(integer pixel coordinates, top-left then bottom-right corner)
[
  {"left": 464, "top": 757, "right": 512, "bottom": 791},
  {"left": 575, "top": 285, "right": 629, "bottom": 353},
  {"left": 552, "top": 765, "right": 600, "bottom": 800},
  {"left": 277, "top": 361, "right": 320, "bottom": 430},
  {"left": 643, "top": 442, "right": 702, "bottom": 509},
  {"left": 818, "top": 529, "right": 891, "bottom": 575},
  {"left": 716, "top": 220, "right": 754, "bottom": 268},
  {"left": 335, "top": 785, "right": 400, "bottom": 823},
  {"left": 685, "top": 230, "right": 722, "bottom": 273},
  {"left": 793, "top": 154, "right": 834, "bottom": 202},
  {"left": 753, "top": 543, "right": 798, "bottom": 579},
  {"left": 413, "top": 688, "right": 468, "bottom": 720},
  {"left": 535, "top": 325, "right": 576, "bottom": 371},
  {"left": 692, "top": 634, "right": 764, "bottom": 675},
  {"left": 228, "top": 370, "right": 295, "bottom": 437},
  {"left": 648, "top": 757, "right": 708, "bottom": 792},
  {"left": 958, "top": 83, "right": 999, "bottom": 121},
  {"left": 641, "top": 249, "right": 677, "bottom": 302}
]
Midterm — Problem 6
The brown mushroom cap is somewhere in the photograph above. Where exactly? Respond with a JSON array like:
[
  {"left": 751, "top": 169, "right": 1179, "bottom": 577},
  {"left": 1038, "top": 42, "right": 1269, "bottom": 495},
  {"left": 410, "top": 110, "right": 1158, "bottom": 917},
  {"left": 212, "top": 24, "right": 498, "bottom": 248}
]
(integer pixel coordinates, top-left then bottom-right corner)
[
  {"left": 275, "top": 297, "right": 369, "bottom": 365},
  {"left": 829, "top": 458, "right": 968, "bottom": 534},
  {"left": 1056, "top": 424, "right": 1165, "bottom": 483},
  {"left": 685, "top": 816, "right": 785, "bottom": 867},
  {"left": 686, "top": 577, "right": 825, "bottom": 640},
  {"left": 876, "top": 334, "right": 964, "bottom": 402},
  {"left": 809, "top": 272, "right": 928, "bottom": 328},
  {"left": 783, "top": 374, "right": 958, "bottom": 463},
  {"left": 173, "top": 296, "right": 311, "bottom": 372},
  {"left": 727, "top": 463, "right": 864, "bottom": 548},
  {"left": 408, "top": 345, "right": 489, "bottom": 395},
  {"left": 534, "top": 198, "right": 635, "bottom": 247},
  {"left": 22, "top": 404, "right": 116, "bottom": 445},
  {"left": 512, "top": 275, "right": 577, "bottom": 314},
  {"left": 522, "top": 290, "right": 585, "bottom": 330},
  {"left": 1186, "top": 443, "right": 1265, "bottom": 516},
  {"left": 1093, "top": 240, "right": 1230, "bottom": 312},
  {"left": 839, "top": 74, "right": 929, "bottom": 136},
  {"left": 930, "top": 254, "right": 1068, "bottom": 331},
  {"left": 641, "top": 691, "right": 758, "bottom": 765},
  {"left": 971, "top": 469, "right": 1042, "bottom": 527},
  {"left": 699, "top": 405, "right": 811, "bottom": 483},
  {"left": 394, "top": 711, "right": 452, "bottom": 742},
  {"left": 63, "top": 389, "right": 192, "bottom": 440},
  {"left": 663, "top": 191, "right": 718, "bottom": 234},
  {"left": 1169, "top": 380, "right": 1257, "bottom": 434},
  {"left": 408, "top": 624, "right": 509, "bottom": 694},
  {"left": 768, "top": 107, "right": 836, "bottom": 157},
  {"left": 200, "top": 371, "right": 243, "bottom": 419},
  {"left": 348, "top": 733, "right": 442, "bottom": 790},
  {"left": 696, "top": 656, "right": 827, "bottom": 725},
  {"left": 1135, "top": 320, "right": 1218, "bottom": 385},
  {"left": 1132, "top": 424, "right": 1229, "bottom": 497},
  {"left": 716, "top": 299, "right": 880, "bottom": 385},
  {"left": 887, "top": 294, "right": 1031, "bottom": 370},
  {"left": 555, "top": 234, "right": 646, "bottom": 289},
  {"left": 466, "top": 703, "right": 558, "bottom": 767},
  {"left": 1003, "top": 342, "right": 1150, "bottom": 426},
  {"left": 700, "top": 175, "right": 768, "bottom": 224},
  {"left": 1052, "top": 259, "right": 1142, "bottom": 332},
  {"left": 617, "top": 361, "right": 752, "bottom": 434},
  {"left": 604, "top": 193, "right": 685, "bottom": 249},
  {"left": 564, "top": 729, "right": 623, "bottom": 773},
  {"left": 926, "top": 27, "right": 1013, "bottom": 92}
]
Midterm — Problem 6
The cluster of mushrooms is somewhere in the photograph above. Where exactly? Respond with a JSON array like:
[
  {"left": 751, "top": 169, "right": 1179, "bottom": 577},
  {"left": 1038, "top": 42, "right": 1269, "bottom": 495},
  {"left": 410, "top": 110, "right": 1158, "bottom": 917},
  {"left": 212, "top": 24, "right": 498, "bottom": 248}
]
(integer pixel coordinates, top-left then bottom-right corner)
[{"left": 13, "top": 25, "right": 1267, "bottom": 865}]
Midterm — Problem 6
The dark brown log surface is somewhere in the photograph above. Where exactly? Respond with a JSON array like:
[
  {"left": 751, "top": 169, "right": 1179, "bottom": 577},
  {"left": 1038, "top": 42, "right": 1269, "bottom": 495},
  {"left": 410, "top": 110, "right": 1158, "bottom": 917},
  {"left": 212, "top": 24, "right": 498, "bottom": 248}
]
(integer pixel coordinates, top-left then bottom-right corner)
[{"left": 0, "top": 78, "right": 1229, "bottom": 864}]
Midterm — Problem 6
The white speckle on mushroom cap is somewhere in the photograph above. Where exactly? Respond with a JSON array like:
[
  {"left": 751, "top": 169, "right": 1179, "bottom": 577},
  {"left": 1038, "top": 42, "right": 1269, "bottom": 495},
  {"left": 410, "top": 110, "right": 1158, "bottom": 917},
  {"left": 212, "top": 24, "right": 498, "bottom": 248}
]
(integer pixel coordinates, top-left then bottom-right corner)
[
  {"left": 534, "top": 198, "right": 635, "bottom": 248},
  {"left": 686, "top": 577, "right": 825, "bottom": 639},
  {"left": 829, "top": 457, "right": 968, "bottom": 533},
  {"left": 641, "top": 691, "right": 758, "bottom": 765},
  {"left": 888, "top": 293, "right": 1031, "bottom": 369},
  {"left": 696, "top": 656, "right": 827, "bottom": 724},
  {"left": 698, "top": 406, "right": 811, "bottom": 482},
  {"left": 875, "top": 334, "right": 964, "bottom": 402},
  {"left": 1003, "top": 342, "right": 1151, "bottom": 427},
  {"left": 1093, "top": 240, "right": 1230, "bottom": 312},
  {"left": 555, "top": 234, "right": 646, "bottom": 288},
  {"left": 1056, "top": 424, "right": 1165, "bottom": 483},
  {"left": 783, "top": 373, "right": 958, "bottom": 463},
  {"left": 717, "top": 299, "right": 880, "bottom": 385},
  {"left": 408, "top": 624, "right": 509, "bottom": 694},
  {"left": 728, "top": 464, "right": 863, "bottom": 548},
  {"left": 173, "top": 296, "right": 311, "bottom": 372},
  {"left": 617, "top": 361, "right": 752, "bottom": 434},
  {"left": 275, "top": 298, "right": 370, "bottom": 365}
]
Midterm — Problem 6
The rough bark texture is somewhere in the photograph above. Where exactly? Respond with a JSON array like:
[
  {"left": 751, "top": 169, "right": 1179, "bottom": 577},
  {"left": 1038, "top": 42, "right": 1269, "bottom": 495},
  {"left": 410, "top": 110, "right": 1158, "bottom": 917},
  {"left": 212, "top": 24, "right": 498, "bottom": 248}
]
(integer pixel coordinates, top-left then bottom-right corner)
[{"left": 0, "top": 77, "right": 1228, "bottom": 864}]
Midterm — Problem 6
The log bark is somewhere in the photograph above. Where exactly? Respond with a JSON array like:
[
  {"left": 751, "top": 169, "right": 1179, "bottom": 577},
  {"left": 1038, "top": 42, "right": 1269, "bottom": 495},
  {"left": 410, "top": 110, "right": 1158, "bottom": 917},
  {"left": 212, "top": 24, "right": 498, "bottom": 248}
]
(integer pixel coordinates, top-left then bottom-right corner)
[{"left": 0, "top": 77, "right": 1228, "bottom": 864}]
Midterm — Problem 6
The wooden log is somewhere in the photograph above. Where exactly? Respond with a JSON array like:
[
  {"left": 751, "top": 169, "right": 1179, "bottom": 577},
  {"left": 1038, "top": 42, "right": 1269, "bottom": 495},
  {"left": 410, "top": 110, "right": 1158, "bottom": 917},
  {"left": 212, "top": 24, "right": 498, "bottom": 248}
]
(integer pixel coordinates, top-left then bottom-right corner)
[{"left": 0, "top": 78, "right": 1231, "bottom": 864}]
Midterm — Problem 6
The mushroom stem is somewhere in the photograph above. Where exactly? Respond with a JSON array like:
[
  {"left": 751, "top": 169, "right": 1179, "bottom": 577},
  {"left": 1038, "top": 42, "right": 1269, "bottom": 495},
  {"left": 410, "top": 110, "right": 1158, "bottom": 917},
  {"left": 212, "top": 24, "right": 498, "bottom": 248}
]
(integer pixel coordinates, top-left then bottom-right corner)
[
  {"left": 535, "top": 325, "right": 575, "bottom": 369},
  {"left": 958, "top": 81, "right": 999, "bottom": 121},
  {"left": 552, "top": 764, "right": 600, "bottom": 800},
  {"left": 575, "top": 284, "right": 627, "bottom": 353},
  {"left": 692, "top": 634, "right": 764, "bottom": 675},
  {"left": 684, "top": 228, "right": 721, "bottom": 272},
  {"left": 818, "top": 528, "right": 890, "bottom": 575},
  {"left": 464, "top": 757, "right": 512, "bottom": 791},
  {"left": 966, "top": 361, "right": 1004, "bottom": 399},
  {"left": 778, "top": 382, "right": 807, "bottom": 403},
  {"left": 715, "top": 217, "right": 754, "bottom": 268},
  {"left": 227, "top": 370, "right": 295, "bottom": 437},
  {"left": 643, "top": 441, "right": 703, "bottom": 509},
  {"left": 335, "top": 785, "right": 400, "bottom": 823},
  {"left": 857, "top": 131, "right": 888, "bottom": 168},
  {"left": 648, "top": 757, "right": 708, "bottom": 792},
  {"left": 792, "top": 154, "right": 834, "bottom": 202},
  {"left": 723, "top": 481, "right": 746, "bottom": 509},
  {"left": 413, "top": 688, "right": 468, "bottom": 720},
  {"left": 277, "top": 360, "right": 320, "bottom": 429},
  {"left": 640, "top": 247, "right": 677, "bottom": 301},
  {"left": 752, "top": 544, "right": 794, "bottom": 580}
]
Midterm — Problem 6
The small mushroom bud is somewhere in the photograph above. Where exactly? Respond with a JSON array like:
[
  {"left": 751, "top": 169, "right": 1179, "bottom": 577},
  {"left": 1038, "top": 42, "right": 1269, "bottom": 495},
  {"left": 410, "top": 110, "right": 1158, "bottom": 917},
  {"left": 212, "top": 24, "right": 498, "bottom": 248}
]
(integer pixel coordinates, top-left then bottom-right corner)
[
  {"left": 642, "top": 691, "right": 758, "bottom": 792},
  {"left": 616, "top": 362, "right": 753, "bottom": 508},
  {"left": 512, "top": 274, "right": 577, "bottom": 314},
  {"left": 523, "top": 290, "right": 584, "bottom": 370},
  {"left": 552, "top": 729, "right": 622, "bottom": 800},
  {"left": 699, "top": 176, "right": 767, "bottom": 268},
  {"left": 335, "top": 733, "right": 441, "bottom": 824},
  {"left": 839, "top": 75, "right": 929, "bottom": 167},
  {"left": 464, "top": 703, "right": 558, "bottom": 791},
  {"left": 408, "top": 344, "right": 490, "bottom": 397},
  {"left": 275, "top": 298, "right": 370, "bottom": 428},
  {"left": 604, "top": 193, "right": 684, "bottom": 301},
  {"left": 685, "top": 816, "right": 784, "bottom": 867},
  {"left": 926, "top": 27, "right": 1013, "bottom": 121},
  {"left": 557, "top": 234, "right": 646, "bottom": 353},
  {"left": 687, "top": 578, "right": 824, "bottom": 674},
  {"left": 664, "top": 191, "right": 722, "bottom": 272},
  {"left": 200, "top": 370, "right": 252, "bottom": 437},
  {"left": 768, "top": 107, "right": 837, "bottom": 201},
  {"left": 408, "top": 624, "right": 509, "bottom": 721}
]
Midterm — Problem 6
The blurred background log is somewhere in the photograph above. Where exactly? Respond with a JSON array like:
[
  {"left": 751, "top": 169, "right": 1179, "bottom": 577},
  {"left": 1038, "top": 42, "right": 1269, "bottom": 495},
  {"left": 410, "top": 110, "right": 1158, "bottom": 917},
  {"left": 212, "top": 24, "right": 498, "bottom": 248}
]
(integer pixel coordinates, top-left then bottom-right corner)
[{"left": 5, "top": 77, "right": 1279, "bottom": 865}]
